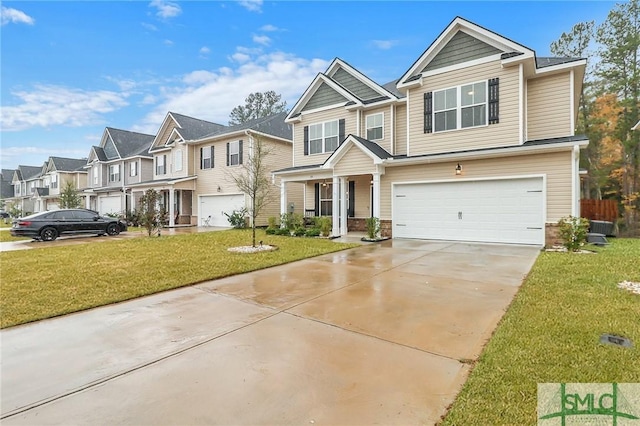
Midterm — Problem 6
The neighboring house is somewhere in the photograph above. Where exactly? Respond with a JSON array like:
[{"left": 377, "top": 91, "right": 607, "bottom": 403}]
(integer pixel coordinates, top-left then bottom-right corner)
[
  {"left": 9, "top": 165, "right": 43, "bottom": 215},
  {"left": 84, "top": 127, "right": 155, "bottom": 215},
  {"left": 1, "top": 169, "right": 16, "bottom": 211},
  {"left": 274, "top": 16, "right": 588, "bottom": 246},
  {"left": 37, "top": 157, "right": 88, "bottom": 211},
  {"left": 132, "top": 111, "right": 302, "bottom": 227}
]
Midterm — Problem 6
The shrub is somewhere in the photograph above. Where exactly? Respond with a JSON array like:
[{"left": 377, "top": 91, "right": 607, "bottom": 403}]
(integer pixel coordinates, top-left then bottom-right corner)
[
  {"left": 557, "top": 216, "right": 589, "bottom": 251},
  {"left": 224, "top": 208, "right": 248, "bottom": 229},
  {"left": 293, "top": 227, "right": 306, "bottom": 237},
  {"left": 317, "top": 216, "right": 332, "bottom": 237},
  {"left": 265, "top": 227, "right": 276, "bottom": 235},
  {"left": 305, "top": 228, "right": 321, "bottom": 237},
  {"left": 275, "top": 227, "right": 290, "bottom": 236},
  {"left": 281, "top": 212, "right": 303, "bottom": 231},
  {"left": 267, "top": 216, "right": 279, "bottom": 229},
  {"left": 365, "top": 217, "right": 381, "bottom": 239}
]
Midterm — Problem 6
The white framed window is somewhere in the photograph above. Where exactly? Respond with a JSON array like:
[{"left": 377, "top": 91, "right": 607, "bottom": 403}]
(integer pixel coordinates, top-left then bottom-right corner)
[
  {"left": 109, "top": 164, "right": 120, "bottom": 182},
  {"left": 50, "top": 174, "right": 58, "bottom": 189},
  {"left": 309, "top": 120, "right": 339, "bottom": 154},
  {"left": 174, "top": 149, "right": 183, "bottom": 172},
  {"left": 320, "top": 183, "right": 333, "bottom": 216},
  {"left": 366, "top": 113, "right": 384, "bottom": 140},
  {"left": 201, "top": 146, "right": 214, "bottom": 169},
  {"left": 14, "top": 183, "right": 21, "bottom": 196},
  {"left": 434, "top": 81, "right": 487, "bottom": 132},
  {"left": 156, "top": 155, "right": 166, "bottom": 175},
  {"left": 228, "top": 141, "right": 240, "bottom": 166},
  {"left": 130, "top": 161, "right": 138, "bottom": 177},
  {"left": 93, "top": 165, "right": 99, "bottom": 185}
]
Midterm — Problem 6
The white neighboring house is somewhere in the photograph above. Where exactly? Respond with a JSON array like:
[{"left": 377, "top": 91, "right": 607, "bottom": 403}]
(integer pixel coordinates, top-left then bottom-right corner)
[{"left": 83, "top": 128, "right": 155, "bottom": 216}]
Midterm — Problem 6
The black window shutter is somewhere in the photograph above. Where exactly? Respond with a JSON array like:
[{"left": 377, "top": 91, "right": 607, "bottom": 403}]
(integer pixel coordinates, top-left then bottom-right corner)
[
  {"left": 338, "top": 119, "right": 345, "bottom": 145},
  {"left": 348, "top": 180, "right": 355, "bottom": 217},
  {"left": 226, "top": 142, "right": 230, "bottom": 166},
  {"left": 303, "top": 126, "right": 309, "bottom": 155},
  {"left": 200, "top": 147, "right": 203, "bottom": 169},
  {"left": 211, "top": 146, "right": 215, "bottom": 168},
  {"left": 424, "top": 92, "right": 433, "bottom": 133},
  {"left": 314, "top": 183, "right": 320, "bottom": 216},
  {"left": 489, "top": 78, "right": 499, "bottom": 124},
  {"left": 239, "top": 140, "right": 243, "bottom": 164}
]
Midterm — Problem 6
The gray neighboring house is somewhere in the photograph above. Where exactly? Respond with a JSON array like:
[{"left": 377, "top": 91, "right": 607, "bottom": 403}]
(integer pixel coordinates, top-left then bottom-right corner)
[
  {"left": 84, "top": 127, "right": 155, "bottom": 215},
  {"left": 9, "top": 165, "right": 43, "bottom": 215},
  {"left": 1, "top": 169, "right": 16, "bottom": 211},
  {"left": 37, "top": 157, "right": 88, "bottom": 211}
]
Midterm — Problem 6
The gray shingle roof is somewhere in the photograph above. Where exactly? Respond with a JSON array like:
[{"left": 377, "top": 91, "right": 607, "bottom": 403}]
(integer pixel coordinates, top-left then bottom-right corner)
[
  {"left": 91, "top": 146, "right": 108, "bottom": 162},
  {"left": 34, "top": 187, "right": 49, "bottom": 197},
  {"left": 49, "top": 157, "right": 87, "bottom": 172},
  {"left": 201, "top": 111, "right": 292, "bottom": 141},
  {"left": 272, "top": 164, "right": 323, "bottom": 174},
  {"left": 170, "top": 113, "right": 228, "bottom": 140},
  {"left": 107, "top": 128, "right": 155, "bottom": 158},
  {"left": 381, "top": 79, "right": 404, "bottom": 98},
  {"left": 536, "top": 57, "right": 584, "bottom": 68},
  {"left": 17, "top": 165, "right": 42, "bottom": 181},
  {"left": 1, "top": 169, "right": 16, "bottom": 199},
  {"left": 348, "top": 135, "right": 394, "bottom": 159}
]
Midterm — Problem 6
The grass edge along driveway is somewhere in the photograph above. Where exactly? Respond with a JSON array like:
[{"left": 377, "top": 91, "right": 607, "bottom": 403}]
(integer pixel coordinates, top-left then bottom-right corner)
[
  {"left": 0, "top": 229, "right": 358, "bottom": 328},
  {"left": 441, "top": 238, "right": 640, "bottom": 425}
]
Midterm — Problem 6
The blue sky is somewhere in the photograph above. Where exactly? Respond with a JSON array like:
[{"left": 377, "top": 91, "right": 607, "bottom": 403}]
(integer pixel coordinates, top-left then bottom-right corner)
[{"left": 1, "top": 0, "right": 614, "bottom": 171}]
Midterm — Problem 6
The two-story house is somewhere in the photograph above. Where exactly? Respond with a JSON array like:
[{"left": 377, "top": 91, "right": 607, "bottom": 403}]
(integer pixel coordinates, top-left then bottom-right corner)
[
  {"left": 1, "top": 169, "right": 16, "bottom": 211},
  {"left": 84, "top": 127, "right": 155, "bottom": 215},
  {"left": 274, "top": 17, "right": 588, "bottom": 246},
  {"left": 133, "top": 111, "right": 302, "bottom": 227},
  {"left": 9, "top": 165, "right": 43, "bottom": 215},
  {"left": 36, "top": 157, "right": 88, "bottom": 211}
]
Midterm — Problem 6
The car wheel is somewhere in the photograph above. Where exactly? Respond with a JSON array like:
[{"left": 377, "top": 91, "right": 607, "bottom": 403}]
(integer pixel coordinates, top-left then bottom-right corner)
[
  {"left": 106, "top": 223, "right": 120, "bottom": 236},
  {"left": 40, "top": 227, "right": 58, "bottom": 241}
]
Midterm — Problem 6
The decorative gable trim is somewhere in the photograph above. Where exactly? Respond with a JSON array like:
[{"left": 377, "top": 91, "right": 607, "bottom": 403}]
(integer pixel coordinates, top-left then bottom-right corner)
[
  {"left": 286, "top": 73, "right": 362, "bottom": 122},
  {"left": 326, "top": 58, "right": 399, "bottom": 101},
  {"left": 150, "top": 112, "right": 181, "bottom": 151},
  {"left": 322, "top": 134, "right": 388, "bottom": 168},
  {"left": 398, "top": 16, "right": 534, "bottom": 89}
]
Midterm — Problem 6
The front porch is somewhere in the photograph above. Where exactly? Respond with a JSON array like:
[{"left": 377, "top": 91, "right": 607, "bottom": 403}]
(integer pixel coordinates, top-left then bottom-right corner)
[{"left": 127, "top": 177, "right": 197, "bottom": 227}]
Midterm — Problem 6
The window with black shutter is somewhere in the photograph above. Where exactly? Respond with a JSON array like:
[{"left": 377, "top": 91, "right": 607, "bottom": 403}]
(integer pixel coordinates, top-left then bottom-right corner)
[
  {"left": 304, "top": 126, "right": 309, "bottom": 155},
  {"left": 424, "top": 92, "right": 433, "bottom": 133},
  {"left": 488, "top": 78, "right": 499, "bottom": 124}
]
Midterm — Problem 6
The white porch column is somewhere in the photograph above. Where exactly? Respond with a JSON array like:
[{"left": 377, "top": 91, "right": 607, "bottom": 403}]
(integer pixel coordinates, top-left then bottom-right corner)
[
  {"left": 372, "top": 172, "right": 381, "bottom": 219},
  {"left": 340, "top": 177, "right": 348, "bottom": 235},
  {"left": 169, "top": 188, "right": 175, "bottom": 227},
  {"left": 280, "top": 181, "right": 287, "bottom": 226},
  {"left": 332, "top": 176, "right": 340, "bottom": 237},
  {"left": 85, "top": 194, "right": 91, "bottom": 209}
]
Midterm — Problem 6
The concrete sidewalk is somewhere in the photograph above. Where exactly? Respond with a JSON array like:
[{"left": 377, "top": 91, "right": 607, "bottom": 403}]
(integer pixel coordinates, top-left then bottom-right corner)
[{"left": 0, "top": 240, "right": 539, "bottom": 425}]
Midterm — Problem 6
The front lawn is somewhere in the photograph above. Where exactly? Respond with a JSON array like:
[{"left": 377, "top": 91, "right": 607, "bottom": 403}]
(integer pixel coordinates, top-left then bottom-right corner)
[
  {"left": 442, "top": 239, "right": 640, "bottom": 425},
  {"left": 0, "top": 229, "right": 358, "bottom": 328},
  {"left": 0, "top": 230, "right": 30, "bottom": 242}
]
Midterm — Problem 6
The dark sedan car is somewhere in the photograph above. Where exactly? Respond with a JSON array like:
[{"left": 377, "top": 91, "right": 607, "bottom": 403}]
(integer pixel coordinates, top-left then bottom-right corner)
[{"left": 10, "top": 209, "right": 127, "bottom": 241}]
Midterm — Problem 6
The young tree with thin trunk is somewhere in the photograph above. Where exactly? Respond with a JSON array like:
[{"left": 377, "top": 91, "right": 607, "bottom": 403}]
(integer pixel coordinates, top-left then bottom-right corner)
[
  {"left": 59, "top": 181, "right": 82, "bottom": 209},
  {"left": 138, "top": 189, "right": 163, "bottom": 237},
  {"left": 228, "top": 135, "right": 276, "bottom": 247}
]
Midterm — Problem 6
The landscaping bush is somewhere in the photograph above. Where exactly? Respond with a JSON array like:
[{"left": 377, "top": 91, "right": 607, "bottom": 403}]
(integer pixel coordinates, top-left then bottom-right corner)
[
  {"left": 281, "top": 212, "right": 303, "bottom": 231},
  {"left": 317, "top": 216, "right": 332, "bottom": 237},
  {"left": 305, "top": 228, "right": 321, "bottom": 237},
  {"left": 266, "top": 216, "right": 279, "bottom": 234},
  {"left": 224, "top": 208, "right": 248, "bottom": 229},
  {"left": 557, "top": 216, "right": 589, "bottom": 251},
  {"left": 275, "top": 227, "right": 290, "bottom": 236},
  {"left": 365, "top": 217, "right": 381, "bottom": 239},
  {"left": 293, "top": 227, "right": 306, "bottom": 237},
  {"left": 265, "top": 227, "right": 277, "bottom": 235}
]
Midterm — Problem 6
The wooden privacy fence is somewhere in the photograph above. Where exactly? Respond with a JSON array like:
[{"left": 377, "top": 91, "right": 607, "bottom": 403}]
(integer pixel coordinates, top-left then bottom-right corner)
[{"left": 580, "top": 199, "right": 619, "bottom": 222}]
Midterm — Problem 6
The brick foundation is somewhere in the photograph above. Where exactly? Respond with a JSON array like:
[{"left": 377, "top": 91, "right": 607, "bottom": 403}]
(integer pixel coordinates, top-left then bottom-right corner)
[
  {"left": 347, "top": 218, "right": 367, "bottom": 232},
  {"left": 380, "top": 220, "right": 392, "bottom": 238},
  {"left": 545, "top": 223, "right": 561, "bottom": 247}
]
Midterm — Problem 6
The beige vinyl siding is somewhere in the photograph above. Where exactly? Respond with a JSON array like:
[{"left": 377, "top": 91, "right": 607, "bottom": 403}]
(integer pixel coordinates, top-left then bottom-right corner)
[
  {"left": 153, "top": 121, "right": 176, "bottom": 150},
  {"left": 527, "top": 72, "right": 572, "bottom": 141},
  {"left": 352, "top": 175, "right": 371, "bottom": 218},
  {"left": 379, "top": 150, "right": 572, "bottom": 222},
  {"left": 334, "top": 146, "right": 375, "bottom": 176},
  {"left": 140, "top": 158, "right": 154, "bottom": 183},
  {"left": 408, "top": 60, "right": 520, "bottom": 155},
  {"left": 294, "top": 107, "right": 357, "bottom": 167},
  {"left": 362, "top": 106, "right": 391, "bottom": 152},
  {"left": 394, "top": 104, "right": 407, "bottom": 156},
  {"left": 261, "top": 139, "right": 301, "bottom": 225}
]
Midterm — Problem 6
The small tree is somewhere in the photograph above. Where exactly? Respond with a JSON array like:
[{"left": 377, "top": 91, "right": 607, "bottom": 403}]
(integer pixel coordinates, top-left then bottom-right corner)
[
  {"left": 228, "top": 136, "right": 275, "bottom": 247},
  {"left": 138, "top": 189, "right": 163, "bottom": 237},
  {"left": 59, "top": 181, "right": 82, "bottom": 209},
  {"left": 7, "top": 204, "right": 22, "bottom": 218},
  {"left": 558, "top": 216, "right": 590, "bottom": 252},
  {"left": 228, "top": 91, "right": 287, "bottom": 125}
]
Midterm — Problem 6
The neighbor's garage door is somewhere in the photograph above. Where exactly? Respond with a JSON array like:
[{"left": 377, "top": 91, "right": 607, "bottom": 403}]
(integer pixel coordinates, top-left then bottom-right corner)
[
  {"left": 199, "top": 194, "right": 246, "bottom": 227},
  {"left": 393, "top": 177, "right": 543, "bottom": 245},
  {"left": 98, "top": 195, "right": 121, "bottom": 215}
]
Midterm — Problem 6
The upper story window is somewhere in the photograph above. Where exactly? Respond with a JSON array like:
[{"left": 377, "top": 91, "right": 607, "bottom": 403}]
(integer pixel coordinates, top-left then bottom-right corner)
[
  {"left": 425, "top": 78, "right": 498, "bottom": 134},
  {"left": 156, "top": 155, "right": 166, "bottom": 175},
  {"left": 14, "top": 183, "right": 21, "bottom": 196},
  {"left": 50, "top": 174, "right": 58, "bottom": 189},
  {"left": 174, "top": 149, "right": 183, "bottom": 172},
  {"left": 130, "top": 161, "right": 138, "bottom": 177},
  {"left": 109, "top": 164, "right": 120, "bottom": 182},
  {"left": 366, "top": 113, "right": 383, "bottom": 140},
  {"left": 227, "top": 140, "right": 243, "bottom": 166},
  {"left": 29, "top": 181, "right": 36, "bottom": 193},
  {"left": 304, "top": 119, "right": 344, "bottom": 156},
  {"left": 200, "top": 146, "right": 214, "bottom": 169},
  {"left": 93, "top": 165, "right": 99, "bottom": 185}
]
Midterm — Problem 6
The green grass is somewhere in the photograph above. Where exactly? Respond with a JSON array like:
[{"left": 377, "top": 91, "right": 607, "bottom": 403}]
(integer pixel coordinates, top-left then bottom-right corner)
[
  {"left": 441, "top": 239, "right": 640, "bottom": 425},
  {"left": 0, "top": 229, "right": 358, "bottom": 328},
  {"left": 0, "top": 231, "right": 30, "bottom": 242}
]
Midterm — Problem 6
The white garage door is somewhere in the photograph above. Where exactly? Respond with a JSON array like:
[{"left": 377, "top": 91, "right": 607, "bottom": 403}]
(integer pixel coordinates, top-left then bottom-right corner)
[
  {"left": 200, "top": 194, "right": 246, "bottom": 227},
  {"left": 393, "top": 177, "right": 543, "bottom": 245},
  {"left": 98, "top": 195, "right": 122, "bottom": 215}
]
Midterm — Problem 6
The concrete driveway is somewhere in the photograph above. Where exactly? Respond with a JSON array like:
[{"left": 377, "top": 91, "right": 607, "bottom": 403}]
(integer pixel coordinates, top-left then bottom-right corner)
[{"left": 0, "top": 240, "right": 539, "bottom": 425}]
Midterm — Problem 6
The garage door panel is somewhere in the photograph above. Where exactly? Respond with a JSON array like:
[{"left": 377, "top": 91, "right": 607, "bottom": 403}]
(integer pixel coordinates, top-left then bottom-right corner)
[
  {"left": 99, "top": 195, "right": 121, "bottom": 215},
  {"left": 200, "top": 195, "right": 245, "bottom": 227},
  {"left": 393, "top": 178, "right": 543, "bottom": 245}
]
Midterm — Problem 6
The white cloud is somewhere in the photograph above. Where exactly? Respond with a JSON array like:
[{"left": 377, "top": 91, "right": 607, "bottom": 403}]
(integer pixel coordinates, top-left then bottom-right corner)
[
  {"left": 238, "top": 0, "right": 262, "bottom": 13},
  {"left": 149, "top": 0, "right": 182, "bottom": 19},
  {"left": 372, "top": 40, "right": 397, "bottom": 50},
  {"left": 163, "top": 39, "right": 174, "bottom": 46},
  {"left": 0, "top": 85, "right": 129, "bottom": 131},
  {"left": 199, "top": 46, "right": 211, "bottom": 57},
  {"left": 134, "top": 52, "right": 329, "bottom": 132},
  {"left": 231, "top": 52, "right": 251, "bottom": 63},
  {"left": 1, "top": 6, "right": 35, "bottom": 26},
  {"left": 141, "top": 22, "right": 158, "bottom": 31},
  {"left": 140, "top": 94, "right": 159, "bottom": 105},
  {"left": 252, "top": 35, "right": 271, "bottom": 46},
  {"left": 260, "top": 24, "right": 279, "bottom": 32}
]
